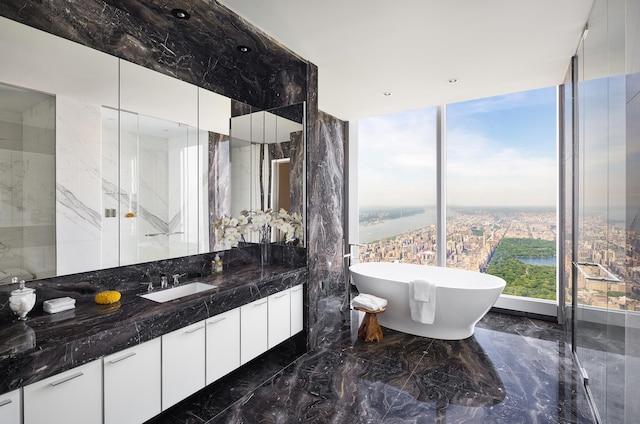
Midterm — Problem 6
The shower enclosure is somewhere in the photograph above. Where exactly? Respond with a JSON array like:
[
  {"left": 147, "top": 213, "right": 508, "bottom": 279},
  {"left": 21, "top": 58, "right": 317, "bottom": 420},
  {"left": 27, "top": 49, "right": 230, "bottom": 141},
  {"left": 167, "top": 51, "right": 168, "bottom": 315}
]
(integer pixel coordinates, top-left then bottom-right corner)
[{"left": 567, "top": 0, "right": 640, "bottom": 422}]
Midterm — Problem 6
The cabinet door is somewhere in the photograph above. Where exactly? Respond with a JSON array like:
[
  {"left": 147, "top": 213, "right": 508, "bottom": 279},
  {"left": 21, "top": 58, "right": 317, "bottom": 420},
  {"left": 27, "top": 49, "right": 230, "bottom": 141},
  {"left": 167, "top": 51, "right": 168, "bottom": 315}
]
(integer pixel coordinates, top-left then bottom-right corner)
[
  {"left": 104, "top": 338, "right": 161, "bottom": 424},
  {"left": 24, "top": 359, "right": 102, "bottom": 424},
  {"left": 161, "top": 320, "right": 206, "bottom": 410},
  {"left": 240, "top": 298, "right": 268, "bottom": 365},
  {"left": 0, "top": 389, "right": 21, "bottom": 424},
  {"left": 290, "top": 284, "right": 304, "bottom": 335},
  {"left": 206, "top": 308, "right": 240, "bottom": 385},
  {"left": 268, "top": 289, "right": 291, "bottom": 348}
]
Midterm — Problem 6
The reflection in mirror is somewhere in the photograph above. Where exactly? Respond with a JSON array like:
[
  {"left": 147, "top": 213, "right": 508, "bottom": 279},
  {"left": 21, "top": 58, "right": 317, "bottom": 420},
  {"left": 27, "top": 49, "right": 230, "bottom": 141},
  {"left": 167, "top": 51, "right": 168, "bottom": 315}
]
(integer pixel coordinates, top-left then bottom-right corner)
[
  {"left": 0, "top": 17, "right": 304, "bottom": 278},
  {"left": 103, "top": 109, "right": 206, "bottom": 266},
  {"left": 0, "top": 83, "right": 56, "bottom": 282},
  {"left": 223, "top": 102, "right": 305, "bottom": 248}
]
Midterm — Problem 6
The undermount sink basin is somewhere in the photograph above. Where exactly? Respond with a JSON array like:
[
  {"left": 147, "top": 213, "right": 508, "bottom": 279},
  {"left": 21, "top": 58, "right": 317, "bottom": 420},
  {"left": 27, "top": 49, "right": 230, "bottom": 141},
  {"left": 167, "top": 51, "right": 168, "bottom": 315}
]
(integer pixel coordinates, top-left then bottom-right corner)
[{"left": 139, "top": 282, "right": 217, "bottom": 303}]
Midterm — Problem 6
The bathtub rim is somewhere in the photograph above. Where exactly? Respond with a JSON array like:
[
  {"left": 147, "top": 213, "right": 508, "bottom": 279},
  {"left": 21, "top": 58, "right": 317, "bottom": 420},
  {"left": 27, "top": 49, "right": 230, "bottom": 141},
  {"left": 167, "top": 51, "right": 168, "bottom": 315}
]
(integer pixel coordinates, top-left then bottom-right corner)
[{"left": 349, "top": 262, "right": 506, "bottom": 290}]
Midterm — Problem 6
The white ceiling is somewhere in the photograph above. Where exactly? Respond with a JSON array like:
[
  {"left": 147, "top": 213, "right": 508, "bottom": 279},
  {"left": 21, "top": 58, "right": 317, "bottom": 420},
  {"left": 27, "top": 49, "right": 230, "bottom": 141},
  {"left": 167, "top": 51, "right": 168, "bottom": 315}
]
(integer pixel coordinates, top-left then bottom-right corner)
[{"left": 220, "top": 0, "right": 594, "bottom": 121}]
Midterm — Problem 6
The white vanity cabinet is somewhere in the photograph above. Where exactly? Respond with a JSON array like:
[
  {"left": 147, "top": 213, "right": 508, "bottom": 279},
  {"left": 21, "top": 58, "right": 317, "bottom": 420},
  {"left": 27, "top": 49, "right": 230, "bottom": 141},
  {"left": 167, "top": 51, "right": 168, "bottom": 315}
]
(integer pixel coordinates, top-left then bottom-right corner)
[
  {"left": 103, "top": 338, "right": 161, "bottom": 424},
  {"left": 161, "top": 320, "right": 206, "bottom": 410},
  {"left": 206, "top": 308, "right": 241, "bottom": 385},
  {"left": 23, "top": 358, "right": 102, "bottom": 424},
  {"left": 0, "top": 389, "right": 21, "bottom": 424},
  {"left": 240, "top": 297, "right": 269, "bottom": 365},
  {"left": 268, "top": 289, "right": 291, "bottom": 348},
  {"left": 290, "top": 284, "right": 304, "bottom": 335}
]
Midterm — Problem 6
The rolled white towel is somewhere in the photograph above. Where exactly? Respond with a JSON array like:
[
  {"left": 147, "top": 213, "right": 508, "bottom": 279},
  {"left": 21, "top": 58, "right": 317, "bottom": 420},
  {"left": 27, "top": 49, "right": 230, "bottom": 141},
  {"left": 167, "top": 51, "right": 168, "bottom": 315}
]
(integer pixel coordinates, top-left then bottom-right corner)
[{"left": 351, "top": 293, "right": 387, "bottom": 311}]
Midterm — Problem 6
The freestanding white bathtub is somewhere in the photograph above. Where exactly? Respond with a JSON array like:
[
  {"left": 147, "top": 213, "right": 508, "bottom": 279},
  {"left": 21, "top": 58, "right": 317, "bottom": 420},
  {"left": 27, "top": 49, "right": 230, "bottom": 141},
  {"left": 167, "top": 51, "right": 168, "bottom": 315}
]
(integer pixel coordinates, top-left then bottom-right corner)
[{"left": 349, "top": 262, "right": 506, "bottom": 340}]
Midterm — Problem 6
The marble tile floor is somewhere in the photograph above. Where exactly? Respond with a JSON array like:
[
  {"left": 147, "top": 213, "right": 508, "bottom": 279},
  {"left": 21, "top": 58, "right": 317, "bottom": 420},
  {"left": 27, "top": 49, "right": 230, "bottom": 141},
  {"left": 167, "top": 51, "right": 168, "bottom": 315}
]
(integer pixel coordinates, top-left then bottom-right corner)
[{"left": 147, "top": 310, "right": 595, "bottom": 424}]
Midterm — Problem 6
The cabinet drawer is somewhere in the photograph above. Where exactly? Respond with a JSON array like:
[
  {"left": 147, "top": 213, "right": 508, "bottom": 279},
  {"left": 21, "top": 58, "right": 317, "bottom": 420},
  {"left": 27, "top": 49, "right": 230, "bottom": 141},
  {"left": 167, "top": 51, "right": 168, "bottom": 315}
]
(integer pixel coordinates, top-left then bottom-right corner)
[
  {"left": 240, "top": 298, "right": 268, "bottom": 365},
  {"left": 104, "top": 338, "right": 161, "bottom": 424},
  {"left": 268, "top": 289, "right": 291, "bottom": 348},
  {"left": 24, "top": 359, "right": 102, "bottom": 424},
  {"left": 0, "top": 389, "right": 21, "bottom": 424},
  {"left": 206, "top": 308, "right": 241, "bottom": 385},
  {"left": 290, "top": 284, "right": 304, "bottom": 335},
  {"left": 162, "top": 320, "right": 206, "bottom": 410}
]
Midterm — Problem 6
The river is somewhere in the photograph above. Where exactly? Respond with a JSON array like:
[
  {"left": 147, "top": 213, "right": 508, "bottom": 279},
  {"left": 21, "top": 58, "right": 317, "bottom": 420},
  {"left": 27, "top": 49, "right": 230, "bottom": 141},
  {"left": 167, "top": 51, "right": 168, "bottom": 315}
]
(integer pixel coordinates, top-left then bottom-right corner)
[
  {"left": 359, "top": 212, "right": 436, "bottom": 244},
  {"left": 517, "top": 256, "right": 557, "bottom": 266}
]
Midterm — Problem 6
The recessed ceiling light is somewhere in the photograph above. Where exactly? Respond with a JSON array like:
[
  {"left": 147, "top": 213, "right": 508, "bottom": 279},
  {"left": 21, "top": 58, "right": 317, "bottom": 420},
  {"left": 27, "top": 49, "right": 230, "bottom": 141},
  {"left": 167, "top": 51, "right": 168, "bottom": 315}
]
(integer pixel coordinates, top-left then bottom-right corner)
[
  {"left": 237, "top": 45, "right": 252, "bottom": 53},
  {"left": 383, "top": 92, "right": 392, "bottom": 96},
  {"left": 448, "top": 78, "right": 459, "bottom": 84},
  {"left": 171, "top": 8, "right": 190, "bottom": 20}
]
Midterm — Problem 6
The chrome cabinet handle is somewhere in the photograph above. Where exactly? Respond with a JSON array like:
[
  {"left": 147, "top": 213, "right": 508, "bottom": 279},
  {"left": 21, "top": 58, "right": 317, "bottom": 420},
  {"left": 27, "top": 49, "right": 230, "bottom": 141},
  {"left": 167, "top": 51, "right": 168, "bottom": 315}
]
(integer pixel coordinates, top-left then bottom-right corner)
[
  {"left": 208, "top": 316, "right": 227, "bottom": 325},
  {"left": 108, "top": 351, "right": 137, "bottom": 364},
  {"left": 254, "top": 300, "right": 268, "bottom": 306},
  {"left": 50, "top": 371, "right": 84, "bottom": 386},
  {"left": 185, "top": 325, "right": 205, "bottom": 334},
  {"left": 274, "top": 293, "right": 288, "bottom": 299},
  {"left": 0, "top": 399, "right": 12, "bottom": 407}
]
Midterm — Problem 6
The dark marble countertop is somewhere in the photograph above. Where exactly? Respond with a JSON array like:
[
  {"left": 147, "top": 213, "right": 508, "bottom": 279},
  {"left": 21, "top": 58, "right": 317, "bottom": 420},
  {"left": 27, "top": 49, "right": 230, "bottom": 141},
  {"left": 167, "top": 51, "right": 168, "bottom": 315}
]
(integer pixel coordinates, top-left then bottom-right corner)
[{"left": 0, "top": 264, "right": 308, "bottom": 394}]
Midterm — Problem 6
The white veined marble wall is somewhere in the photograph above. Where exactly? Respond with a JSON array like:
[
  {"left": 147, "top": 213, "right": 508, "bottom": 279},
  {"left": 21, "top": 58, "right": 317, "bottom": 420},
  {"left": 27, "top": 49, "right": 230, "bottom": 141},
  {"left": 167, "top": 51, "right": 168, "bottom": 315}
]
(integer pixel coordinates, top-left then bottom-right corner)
[
  {"left": 101, "top": 107, "right": 119, "bottom": 269},
  {"left": 56, "top": 96, "right": 103, "bottom": 275}
]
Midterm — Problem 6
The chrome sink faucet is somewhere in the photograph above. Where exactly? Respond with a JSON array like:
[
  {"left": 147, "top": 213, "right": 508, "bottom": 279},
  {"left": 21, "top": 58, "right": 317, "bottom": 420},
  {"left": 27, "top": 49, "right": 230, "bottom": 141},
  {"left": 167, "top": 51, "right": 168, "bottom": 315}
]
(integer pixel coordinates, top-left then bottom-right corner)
[
  {"left": 140, "top": 268, "right": 154, "bottom": 292},
  {"left": 172, "top": 273, "right": 185, "bottom": 287},
  {"left": 160, "top": 275, "right": 168, "bottom": 289}
]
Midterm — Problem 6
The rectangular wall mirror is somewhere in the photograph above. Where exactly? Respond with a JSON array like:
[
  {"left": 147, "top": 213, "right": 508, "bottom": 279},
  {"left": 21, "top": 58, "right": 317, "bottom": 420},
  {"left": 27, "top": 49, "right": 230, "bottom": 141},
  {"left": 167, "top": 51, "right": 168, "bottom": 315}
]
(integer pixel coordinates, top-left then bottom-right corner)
[{"left": 0, "top": 17, "right": 306, "bottom": 280}]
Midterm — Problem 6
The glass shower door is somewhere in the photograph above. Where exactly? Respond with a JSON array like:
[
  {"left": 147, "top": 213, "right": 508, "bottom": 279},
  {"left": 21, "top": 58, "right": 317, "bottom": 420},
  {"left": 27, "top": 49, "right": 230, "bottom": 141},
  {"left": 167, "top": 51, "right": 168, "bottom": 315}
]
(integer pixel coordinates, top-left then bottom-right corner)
[{"left": 574, "top": 0, "right": 628, "bottom": 419}]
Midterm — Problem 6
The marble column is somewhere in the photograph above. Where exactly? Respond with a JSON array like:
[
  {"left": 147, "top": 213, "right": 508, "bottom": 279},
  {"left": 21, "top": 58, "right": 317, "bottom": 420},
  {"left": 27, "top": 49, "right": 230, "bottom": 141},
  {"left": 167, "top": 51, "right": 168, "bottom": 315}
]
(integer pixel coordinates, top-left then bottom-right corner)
[{"left": 306, "top": 85, "right": 348, "bottom": 349}]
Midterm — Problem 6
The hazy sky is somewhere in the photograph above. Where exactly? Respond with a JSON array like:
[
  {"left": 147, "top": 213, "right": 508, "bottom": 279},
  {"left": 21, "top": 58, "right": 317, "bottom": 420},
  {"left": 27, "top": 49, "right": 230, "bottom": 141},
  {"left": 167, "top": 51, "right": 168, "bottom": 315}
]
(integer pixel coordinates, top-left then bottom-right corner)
[{"left": 358, "top": 86, "right": 558, "bottom": 208}]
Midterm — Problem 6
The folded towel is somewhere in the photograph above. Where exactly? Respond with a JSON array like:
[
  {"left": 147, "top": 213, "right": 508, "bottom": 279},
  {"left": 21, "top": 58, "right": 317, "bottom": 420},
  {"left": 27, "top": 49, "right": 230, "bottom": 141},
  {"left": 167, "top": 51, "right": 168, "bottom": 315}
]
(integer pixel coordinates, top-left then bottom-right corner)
[
  {"left": 351, "top": 293, "right": 387, "bottom": 311},
  {"left": 43, "top": 297, "right": 76, "bottom": 314},
  {"left": 44, "top": 297, "right": 76, "bottom": 309},
  {"left": 44, "top": 303, "right": 76, "bottom": 314},
  {"left": 409, "top": 279, "right": 436, "bottom": 324},
  {"left": 411, "top": 279, "right": 432, "bottom": 301}
]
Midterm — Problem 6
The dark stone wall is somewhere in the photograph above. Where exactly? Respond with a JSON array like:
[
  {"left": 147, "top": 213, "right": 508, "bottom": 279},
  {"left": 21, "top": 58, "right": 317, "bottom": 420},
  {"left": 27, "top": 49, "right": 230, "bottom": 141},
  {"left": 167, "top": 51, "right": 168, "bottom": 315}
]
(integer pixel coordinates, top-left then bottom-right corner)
[
  {"left": 0, "top": 0, "right": 307, "bottom": 110},
  {"left": 307, "top": 109, "right": 347, "bottom": 349}
]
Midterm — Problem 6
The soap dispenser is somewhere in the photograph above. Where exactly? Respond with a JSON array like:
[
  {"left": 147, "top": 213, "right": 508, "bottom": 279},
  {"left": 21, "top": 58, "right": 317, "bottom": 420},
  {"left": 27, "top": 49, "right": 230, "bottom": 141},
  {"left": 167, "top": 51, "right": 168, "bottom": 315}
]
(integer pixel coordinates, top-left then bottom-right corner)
[
  {"left": 9, "top": 278, "right": 36, "bottom": 321},
  {"left": 213, "top": 254, "right": 223, "bottom": 273}
]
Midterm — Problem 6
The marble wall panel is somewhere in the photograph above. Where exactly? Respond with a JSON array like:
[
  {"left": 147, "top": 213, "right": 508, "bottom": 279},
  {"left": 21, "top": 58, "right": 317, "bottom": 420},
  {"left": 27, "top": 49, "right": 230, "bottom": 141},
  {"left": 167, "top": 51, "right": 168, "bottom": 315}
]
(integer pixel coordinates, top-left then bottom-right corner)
[
  {"left": 101, "top": 108, "right": 119, "bottom": 269},
  {"left": 0, "top": 0, "right": 308, "bottom": 111},
  {"left": 307, "top": 104, "right": 347, "bottom": 349},
  {"left": 55, "top": 96, "right": 102, "bottom": 275}
]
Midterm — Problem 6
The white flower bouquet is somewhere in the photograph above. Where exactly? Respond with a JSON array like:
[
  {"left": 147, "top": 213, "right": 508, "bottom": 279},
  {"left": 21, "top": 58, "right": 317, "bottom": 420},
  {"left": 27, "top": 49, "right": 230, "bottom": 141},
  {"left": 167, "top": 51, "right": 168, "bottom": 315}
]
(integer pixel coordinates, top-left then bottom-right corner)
[{"left": 214, "top": 208, "right": 303, "bottom": 249}]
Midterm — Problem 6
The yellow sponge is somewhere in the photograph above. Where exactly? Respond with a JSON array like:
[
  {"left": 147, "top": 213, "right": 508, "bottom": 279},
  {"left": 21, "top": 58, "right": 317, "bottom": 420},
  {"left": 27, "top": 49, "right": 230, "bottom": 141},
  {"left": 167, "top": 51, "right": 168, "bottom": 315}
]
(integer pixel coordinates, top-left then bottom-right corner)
[{"left": 95, "top": 290, "right": 121, "bottom": 305}]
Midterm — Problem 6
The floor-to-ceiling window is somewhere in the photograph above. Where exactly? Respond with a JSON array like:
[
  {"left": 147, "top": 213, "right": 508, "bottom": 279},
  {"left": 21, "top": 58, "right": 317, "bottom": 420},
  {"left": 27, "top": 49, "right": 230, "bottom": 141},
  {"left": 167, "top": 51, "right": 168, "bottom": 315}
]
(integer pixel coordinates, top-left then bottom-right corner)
[
  {"left": 355, "top": 87, "right": 559, "bottom": 313},
  {"left": 357, "top": 107, "right": 438, "bottom": 264},
  {"left": 446, "top": 87, "right": 558, "bottom": 303}
]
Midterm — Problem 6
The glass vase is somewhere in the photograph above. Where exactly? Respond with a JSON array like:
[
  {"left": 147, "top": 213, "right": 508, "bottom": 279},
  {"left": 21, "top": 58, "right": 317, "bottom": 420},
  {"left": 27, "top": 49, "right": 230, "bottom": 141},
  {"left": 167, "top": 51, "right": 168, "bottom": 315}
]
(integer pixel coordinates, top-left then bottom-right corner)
[{"left": 260, "top": 241, "right": 269, "bottom": 267}]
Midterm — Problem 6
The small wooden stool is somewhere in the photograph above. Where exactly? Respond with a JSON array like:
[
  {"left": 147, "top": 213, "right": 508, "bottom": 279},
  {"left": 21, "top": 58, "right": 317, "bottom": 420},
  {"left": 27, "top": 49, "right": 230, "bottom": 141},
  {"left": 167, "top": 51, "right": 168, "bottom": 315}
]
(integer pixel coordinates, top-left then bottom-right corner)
[{"left": 355, "top": 307, "right": 385, "bottom": 342}]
